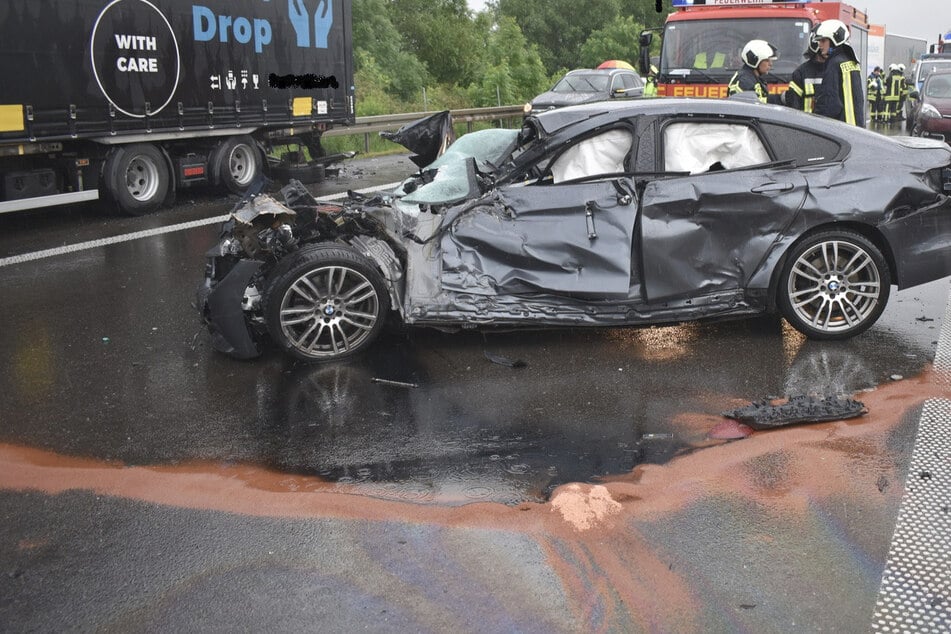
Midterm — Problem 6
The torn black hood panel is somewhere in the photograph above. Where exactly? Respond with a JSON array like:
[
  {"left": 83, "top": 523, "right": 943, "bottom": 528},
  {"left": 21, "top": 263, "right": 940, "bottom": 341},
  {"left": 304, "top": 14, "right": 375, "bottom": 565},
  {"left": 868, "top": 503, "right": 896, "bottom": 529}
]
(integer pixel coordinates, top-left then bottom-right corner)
[{"left": 379, "top": 110, "right": 455, "bottom": 168}]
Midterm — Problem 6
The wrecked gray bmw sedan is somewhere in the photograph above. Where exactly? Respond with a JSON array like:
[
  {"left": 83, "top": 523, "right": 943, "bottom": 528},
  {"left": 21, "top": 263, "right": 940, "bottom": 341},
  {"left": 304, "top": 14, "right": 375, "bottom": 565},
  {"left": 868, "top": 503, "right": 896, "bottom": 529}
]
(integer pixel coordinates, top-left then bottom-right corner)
[{"left": 197, "top": 100, "right": 951, "bottom": 361}]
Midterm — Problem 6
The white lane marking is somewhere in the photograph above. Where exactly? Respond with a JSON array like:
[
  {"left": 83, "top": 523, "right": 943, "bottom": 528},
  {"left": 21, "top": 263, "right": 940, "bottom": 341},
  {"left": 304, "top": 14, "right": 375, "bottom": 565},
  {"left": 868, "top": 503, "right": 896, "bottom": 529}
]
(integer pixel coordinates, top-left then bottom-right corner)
[{"left": 0, "top": 181, "right": 401, "bottom": 268}]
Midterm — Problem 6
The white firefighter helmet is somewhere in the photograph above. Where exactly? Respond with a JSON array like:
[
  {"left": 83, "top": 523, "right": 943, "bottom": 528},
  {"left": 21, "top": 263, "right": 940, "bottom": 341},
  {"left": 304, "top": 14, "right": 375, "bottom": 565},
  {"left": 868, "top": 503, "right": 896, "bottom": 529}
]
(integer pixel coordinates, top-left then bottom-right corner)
[
  {"left": 816, "top": 19, "right": 849, "bottom": 47},
  {"left": 888, "top": 63, "right": 899, "bottom": 72},
  {"left": 741, "top": 39, "right": 778, "bottom": 68},
  {"left": 807, "top": 27, "right": 821, "bottom": 54},
  {"left": 899, "top": 63, "right": 906, "bottom": 72}
]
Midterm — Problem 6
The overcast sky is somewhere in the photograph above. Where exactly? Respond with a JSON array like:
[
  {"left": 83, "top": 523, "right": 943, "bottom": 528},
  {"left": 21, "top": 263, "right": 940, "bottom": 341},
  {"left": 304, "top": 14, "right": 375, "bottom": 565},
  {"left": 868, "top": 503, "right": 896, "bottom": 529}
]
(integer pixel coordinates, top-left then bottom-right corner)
[
  {"left": 465, "top": 1, "right": 951, "bottom": 46},
  {"left": 857, "top": 0, "right": 950, "bottom": 43}
]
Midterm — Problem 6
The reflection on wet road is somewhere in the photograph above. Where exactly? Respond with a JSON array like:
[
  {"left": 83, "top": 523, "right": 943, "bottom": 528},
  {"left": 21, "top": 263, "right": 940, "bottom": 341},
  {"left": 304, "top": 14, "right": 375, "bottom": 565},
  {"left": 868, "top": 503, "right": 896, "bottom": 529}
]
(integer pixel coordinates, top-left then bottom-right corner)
[
  {"left": 0, "top": 137, "right": 948, "bottom": 505},
  {"left": 2, "top": 139, "right": 950, "bottom": 631},
  {"left": 0, "top": 203, "right": 945, "bottom": 504}
]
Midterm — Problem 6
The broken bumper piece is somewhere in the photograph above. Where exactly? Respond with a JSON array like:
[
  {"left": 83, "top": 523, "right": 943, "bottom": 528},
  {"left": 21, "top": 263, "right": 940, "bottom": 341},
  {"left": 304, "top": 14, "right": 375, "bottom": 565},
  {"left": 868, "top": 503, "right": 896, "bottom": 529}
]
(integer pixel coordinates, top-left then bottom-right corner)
[{"left": 196, "top": 258, "right": 263, "bottom": 359}]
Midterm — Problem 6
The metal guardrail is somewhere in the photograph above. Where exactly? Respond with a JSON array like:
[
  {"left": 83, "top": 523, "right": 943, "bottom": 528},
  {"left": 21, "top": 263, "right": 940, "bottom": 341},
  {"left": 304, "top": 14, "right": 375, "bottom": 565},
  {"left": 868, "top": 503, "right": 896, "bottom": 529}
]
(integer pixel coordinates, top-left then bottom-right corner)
[{"left": 323, "top": 105, "right": 525, "bottom": 152}]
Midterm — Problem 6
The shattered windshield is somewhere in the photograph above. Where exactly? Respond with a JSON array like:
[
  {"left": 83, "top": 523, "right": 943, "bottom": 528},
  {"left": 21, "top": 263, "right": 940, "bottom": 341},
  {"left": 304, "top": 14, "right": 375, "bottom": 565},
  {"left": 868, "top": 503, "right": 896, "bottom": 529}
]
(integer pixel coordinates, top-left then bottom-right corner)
[
  {"left": 399, "top": 128, "right": 519, "bottom": 206},
  {"left": 426, "top": 128, "right": 518, "bottom": 171},
  {"left": 552, "top": 73, "right": 610, "bottom": 93}
]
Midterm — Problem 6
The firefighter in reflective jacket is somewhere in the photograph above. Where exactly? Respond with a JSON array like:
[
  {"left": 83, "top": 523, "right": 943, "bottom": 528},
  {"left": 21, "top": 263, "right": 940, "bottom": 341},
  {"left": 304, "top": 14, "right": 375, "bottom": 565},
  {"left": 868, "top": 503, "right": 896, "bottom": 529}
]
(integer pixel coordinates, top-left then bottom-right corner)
[
  {"left": 867, "top": 66, "right": 885, "bottom": 123},
  {"left": 898, "top": 63, "right": 909, "bottom": 120},
  {"left": 728, "top": 40, "right": 783, "bottom": 104},
  {"left": 644, "top": 65, "right": 658, "bottom": 97},
  {"left": 883, "top": 63, "right": 905, "bottom": 122},
  {"left": 813, "top": 19, "right": 866, "bottom": 127},
  {"left": 786, "top": 29, "right": 826, "bottom": 112}
]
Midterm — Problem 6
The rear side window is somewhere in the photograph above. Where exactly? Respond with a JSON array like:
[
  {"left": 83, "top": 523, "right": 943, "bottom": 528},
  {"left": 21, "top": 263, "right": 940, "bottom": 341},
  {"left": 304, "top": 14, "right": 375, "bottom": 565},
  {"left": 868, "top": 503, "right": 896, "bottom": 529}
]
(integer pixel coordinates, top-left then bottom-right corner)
[
  {"left": 622, "top": 74, "right": 641, "bottom": 89},
  {"left": 758, "top": 122, "right": 842, "bottom": 166},
  {"left": 663, "top": 122, "right": 770, "bottom": 173}
]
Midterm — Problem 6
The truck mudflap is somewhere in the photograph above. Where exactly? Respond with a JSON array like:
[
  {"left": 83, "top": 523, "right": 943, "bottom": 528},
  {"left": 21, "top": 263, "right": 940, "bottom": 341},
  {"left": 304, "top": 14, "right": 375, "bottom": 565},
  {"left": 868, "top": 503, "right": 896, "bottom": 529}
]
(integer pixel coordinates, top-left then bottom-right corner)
[{"left": 197, "top": 259, "right": 263, "bottom": 359}]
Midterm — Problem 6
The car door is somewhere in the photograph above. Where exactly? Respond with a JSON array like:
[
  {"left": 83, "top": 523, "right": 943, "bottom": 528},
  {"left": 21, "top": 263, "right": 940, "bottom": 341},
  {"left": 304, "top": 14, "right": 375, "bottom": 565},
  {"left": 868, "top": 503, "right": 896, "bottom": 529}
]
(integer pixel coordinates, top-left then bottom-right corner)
[
  {"left": 440, "top": 179, "right": 637, "bottom": 298},
  {"left": 440, "top": 125, "right": 637, "bottom": 298},
  {"left": 439, "top": 127, "right": 638, "bottom": 298},
  {"left": 638, "top": 120, "right": 808, "bottom": 302}
]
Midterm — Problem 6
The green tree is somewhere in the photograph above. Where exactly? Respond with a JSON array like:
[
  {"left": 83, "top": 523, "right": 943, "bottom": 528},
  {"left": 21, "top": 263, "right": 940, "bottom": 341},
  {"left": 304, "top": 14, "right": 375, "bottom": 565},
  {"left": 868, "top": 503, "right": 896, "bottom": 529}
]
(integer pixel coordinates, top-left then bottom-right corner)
[
  {"left": 497, "top": 0, "right": 623, "bottom": 74},
  {"left": 352, "top": 0, "right": 429, "bottom": 101},
  {"left": 352, "top": 51, "right": 398, "bottom": 115},
  {"left": 618, "top": 0, "right": 668, "bottom": 31},
  {"left": 388, "top": 0, "right": 484, "bottom": 86},
  {"left": 468, "top": 16, "right": 549, "bottom": 106},
  {"left": 579, "top": 17, "right": 645, "bottom": 69}
]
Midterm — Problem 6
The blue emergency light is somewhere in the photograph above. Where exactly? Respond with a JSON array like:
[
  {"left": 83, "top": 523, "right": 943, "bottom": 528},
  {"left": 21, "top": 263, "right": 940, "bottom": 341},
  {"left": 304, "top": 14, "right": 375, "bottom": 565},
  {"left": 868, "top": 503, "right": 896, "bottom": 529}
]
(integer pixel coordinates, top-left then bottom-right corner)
[{"left": 672, "top": 0, "right": 812, "bottom": 5}]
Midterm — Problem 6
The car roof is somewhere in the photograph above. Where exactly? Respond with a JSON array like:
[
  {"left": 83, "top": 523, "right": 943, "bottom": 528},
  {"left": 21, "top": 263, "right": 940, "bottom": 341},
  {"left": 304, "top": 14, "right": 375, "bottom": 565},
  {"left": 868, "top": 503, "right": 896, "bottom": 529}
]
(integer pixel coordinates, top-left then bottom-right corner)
[
  {"left": 915, "top": 58, "right": 951, "bottom": 74},
  {"left": 529, "top": 97, "right": 892, "bottom": 147},
  {"left": 564, "top": 68, "right": 636, "bottom": 77}
]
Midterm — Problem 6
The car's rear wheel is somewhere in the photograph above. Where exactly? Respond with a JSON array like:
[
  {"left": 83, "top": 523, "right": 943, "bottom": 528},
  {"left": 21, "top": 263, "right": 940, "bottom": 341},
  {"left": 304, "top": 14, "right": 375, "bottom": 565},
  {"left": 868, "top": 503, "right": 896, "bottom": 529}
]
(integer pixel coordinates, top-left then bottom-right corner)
[
  {"left": 263, "top": 246, "right": 389, "bottom": 361},
  {"left": 778, "top": 231, "right": 890, "bottom": 340}
]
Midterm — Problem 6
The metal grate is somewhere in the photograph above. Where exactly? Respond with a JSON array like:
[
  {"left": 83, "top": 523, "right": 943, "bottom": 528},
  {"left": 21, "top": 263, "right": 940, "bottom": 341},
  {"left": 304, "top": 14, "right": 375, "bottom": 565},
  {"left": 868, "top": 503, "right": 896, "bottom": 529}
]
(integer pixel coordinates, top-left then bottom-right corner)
[
  {"left": 933, "top": 282, "right": 951, "bottom": 386},
  {"left": 870, "top": 399, "right": 951, "bottom": 632},
  {"left": 872, "top": 282, "right": 951, "bottom": 631}
]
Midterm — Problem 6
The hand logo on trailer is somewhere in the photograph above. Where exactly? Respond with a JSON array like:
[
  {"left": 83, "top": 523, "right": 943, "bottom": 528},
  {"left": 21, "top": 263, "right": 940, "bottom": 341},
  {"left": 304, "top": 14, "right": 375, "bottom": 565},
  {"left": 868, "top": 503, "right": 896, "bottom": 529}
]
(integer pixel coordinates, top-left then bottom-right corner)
[{"left": 288, "top": 0, "right": 334, "bottom": 49}]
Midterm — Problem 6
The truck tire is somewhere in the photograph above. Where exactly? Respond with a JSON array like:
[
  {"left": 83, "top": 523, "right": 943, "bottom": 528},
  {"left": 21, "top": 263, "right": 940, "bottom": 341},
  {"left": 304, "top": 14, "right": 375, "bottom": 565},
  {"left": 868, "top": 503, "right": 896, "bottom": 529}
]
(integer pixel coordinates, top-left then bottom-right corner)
[
  {"left": 103, "top": 143, "right": 169, "bottom": 216},
  {"left": 215, "top": 135, "right": 263, "bottom": 194}
]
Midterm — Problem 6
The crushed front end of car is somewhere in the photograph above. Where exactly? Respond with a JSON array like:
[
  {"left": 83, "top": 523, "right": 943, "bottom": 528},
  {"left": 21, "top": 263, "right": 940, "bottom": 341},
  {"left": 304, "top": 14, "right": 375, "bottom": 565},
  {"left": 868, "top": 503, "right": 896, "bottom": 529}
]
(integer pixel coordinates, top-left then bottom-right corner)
[
  {"left": 196, "top": 181, "right": 409, "bottom": 360},
  {"left": 196, "top": 117, "right": 521, "bottom": 361}
]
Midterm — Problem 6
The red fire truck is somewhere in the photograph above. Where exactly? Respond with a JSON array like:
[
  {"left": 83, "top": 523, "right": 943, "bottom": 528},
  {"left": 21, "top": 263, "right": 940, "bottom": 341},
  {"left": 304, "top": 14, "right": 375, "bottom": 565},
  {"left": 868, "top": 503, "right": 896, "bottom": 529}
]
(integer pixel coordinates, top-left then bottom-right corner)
[{"left": 639, "top": 0, "right": 869, "bottom": 98}]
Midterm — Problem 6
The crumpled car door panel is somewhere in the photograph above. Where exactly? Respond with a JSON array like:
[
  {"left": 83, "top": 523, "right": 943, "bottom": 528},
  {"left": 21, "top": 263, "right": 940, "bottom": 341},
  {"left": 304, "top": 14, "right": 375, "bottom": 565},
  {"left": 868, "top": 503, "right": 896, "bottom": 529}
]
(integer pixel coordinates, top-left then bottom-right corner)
[
  {"left": 640, "top": 168, "right": 808, "bottom": 302},
  {"left": 440, "top": 180, "right": 637, "bottom": 298}
]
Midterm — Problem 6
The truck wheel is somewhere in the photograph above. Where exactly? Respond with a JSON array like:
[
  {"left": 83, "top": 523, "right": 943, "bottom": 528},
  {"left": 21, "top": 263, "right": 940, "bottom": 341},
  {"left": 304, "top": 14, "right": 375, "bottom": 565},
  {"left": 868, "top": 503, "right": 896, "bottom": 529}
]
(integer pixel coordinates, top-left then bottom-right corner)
[
  {"left": 778, "top": 231, "right": 890, "bottom": 340},
  {"left": 103, "top": 143, "right": 169, "bottom": 216},
  {"left": 263, "top": 245, "right": 390, "bottom": 362},
  {"left": 216, "top": 136, "right": 262, "bottom": 194}
]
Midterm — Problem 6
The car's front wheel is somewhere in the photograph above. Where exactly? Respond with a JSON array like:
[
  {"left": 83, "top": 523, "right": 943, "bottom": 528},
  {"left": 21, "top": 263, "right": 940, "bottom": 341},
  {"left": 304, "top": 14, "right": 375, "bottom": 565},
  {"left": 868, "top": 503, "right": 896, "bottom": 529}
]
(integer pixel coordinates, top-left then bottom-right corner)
[
  {"left": 263, "top": 246, "right": 390, "bottom": 361},
  {"left": 778, "top": 231, "right": 890, "bottom": 340}
]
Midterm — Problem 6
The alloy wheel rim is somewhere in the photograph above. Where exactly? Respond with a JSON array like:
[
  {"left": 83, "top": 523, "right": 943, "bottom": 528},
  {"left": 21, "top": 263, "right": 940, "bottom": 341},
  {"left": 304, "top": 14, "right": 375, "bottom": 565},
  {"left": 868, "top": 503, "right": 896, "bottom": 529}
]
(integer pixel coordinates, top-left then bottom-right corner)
[
  {"left": 787, "top": 240, "right": 881, "bottom": 332},
  {"left": 279, "top": 265, "right": 379, "bottom": 357}
]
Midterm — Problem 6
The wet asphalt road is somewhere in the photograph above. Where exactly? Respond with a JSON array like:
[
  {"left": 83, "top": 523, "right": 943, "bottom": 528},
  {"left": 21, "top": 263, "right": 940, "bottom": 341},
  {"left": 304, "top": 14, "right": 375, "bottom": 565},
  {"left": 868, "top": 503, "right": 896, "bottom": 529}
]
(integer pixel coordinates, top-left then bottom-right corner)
[{"left": 1, "top": 124, "right": 950, "bottom": 631}]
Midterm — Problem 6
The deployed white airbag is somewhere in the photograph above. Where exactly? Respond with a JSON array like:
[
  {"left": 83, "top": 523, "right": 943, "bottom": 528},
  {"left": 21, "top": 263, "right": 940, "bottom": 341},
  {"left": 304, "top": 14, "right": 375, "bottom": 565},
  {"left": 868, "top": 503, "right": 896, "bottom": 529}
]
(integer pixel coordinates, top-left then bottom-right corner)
[
  {"left": 664, "top": 123, "right": 770, "bottom": 174},
  {"left": 551, "top": 129, "right": 633, "bottom": 183}
]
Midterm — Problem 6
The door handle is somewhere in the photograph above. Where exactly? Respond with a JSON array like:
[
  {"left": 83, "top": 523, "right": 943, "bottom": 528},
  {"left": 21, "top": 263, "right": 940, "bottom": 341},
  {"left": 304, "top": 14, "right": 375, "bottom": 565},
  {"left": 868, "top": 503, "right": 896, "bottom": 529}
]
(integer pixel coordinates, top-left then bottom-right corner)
[{"left": 751, "top": 182, "right": 794, "bottom": 193}]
